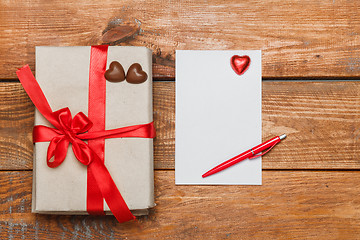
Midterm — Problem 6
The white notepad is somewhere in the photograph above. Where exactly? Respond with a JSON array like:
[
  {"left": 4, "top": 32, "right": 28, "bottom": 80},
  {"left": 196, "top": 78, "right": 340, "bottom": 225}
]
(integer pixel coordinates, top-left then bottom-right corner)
[{"left": 175, "top": 50, "right": 262, "bottom": 185}]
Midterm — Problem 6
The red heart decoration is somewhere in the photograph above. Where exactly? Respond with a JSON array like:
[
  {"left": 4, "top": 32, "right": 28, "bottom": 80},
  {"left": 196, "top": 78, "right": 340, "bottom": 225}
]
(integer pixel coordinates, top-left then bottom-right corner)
[{"left": 230, "top": 55, "right": 251, "bottom": 76}]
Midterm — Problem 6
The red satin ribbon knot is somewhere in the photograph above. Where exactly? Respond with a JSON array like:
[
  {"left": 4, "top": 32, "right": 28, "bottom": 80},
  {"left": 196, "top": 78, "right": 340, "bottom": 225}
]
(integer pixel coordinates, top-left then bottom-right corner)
[
  {"left": 43, "top": 107, "right": 94, "bottom": 168},
  {"left": 16, "top": 46, "right": 155, "bottom": 223}
]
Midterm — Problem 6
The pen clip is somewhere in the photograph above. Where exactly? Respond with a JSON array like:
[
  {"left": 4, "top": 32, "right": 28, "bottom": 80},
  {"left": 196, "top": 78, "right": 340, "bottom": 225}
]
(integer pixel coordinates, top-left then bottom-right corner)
[{"left": 249, "top": 141, "right": 279, "bottom": 159}]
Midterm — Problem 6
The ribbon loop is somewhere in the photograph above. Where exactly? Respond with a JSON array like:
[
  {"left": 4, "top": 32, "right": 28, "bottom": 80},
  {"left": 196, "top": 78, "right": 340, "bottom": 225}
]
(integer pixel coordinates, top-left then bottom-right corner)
[
  {"left": 72, "top": 112, "right": 93, "bottom": 134},
  {"left": 54, "top": 108, "right": 73, "bottom": 130},
  {"left": 47, "top": 136, "right": 69, "bottom": 168}
]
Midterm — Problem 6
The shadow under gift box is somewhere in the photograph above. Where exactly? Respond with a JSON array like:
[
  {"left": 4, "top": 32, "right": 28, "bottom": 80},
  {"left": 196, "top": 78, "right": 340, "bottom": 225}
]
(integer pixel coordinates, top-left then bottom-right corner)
[{"left": 32, "top": 46, "right": 154, "bottom": 216}]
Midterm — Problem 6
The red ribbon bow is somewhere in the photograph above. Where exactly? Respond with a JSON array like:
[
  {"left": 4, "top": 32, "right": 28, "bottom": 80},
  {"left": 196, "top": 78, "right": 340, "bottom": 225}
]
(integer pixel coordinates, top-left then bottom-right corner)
[
  {"left": 33, "top": 107, "right": 155, "bottom": 169},
  {"left": 16, "top": 46, "right": 155, "bottom": 223},
  {"left": 39, "top": 108, "right": 94, "bottom": 167}
]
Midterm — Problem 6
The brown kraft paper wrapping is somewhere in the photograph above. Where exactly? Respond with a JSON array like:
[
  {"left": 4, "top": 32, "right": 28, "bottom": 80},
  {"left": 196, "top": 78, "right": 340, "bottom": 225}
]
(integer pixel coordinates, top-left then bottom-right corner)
[{"left": 32, "top": 46, "right": 154, "bottom": 215}]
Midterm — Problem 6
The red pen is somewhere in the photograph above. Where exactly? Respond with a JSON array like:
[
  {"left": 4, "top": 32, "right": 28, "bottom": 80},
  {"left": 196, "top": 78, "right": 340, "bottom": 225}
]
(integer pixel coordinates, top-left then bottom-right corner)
[{"left": 202, "top": 134, "right": 287, "bottom": 178}]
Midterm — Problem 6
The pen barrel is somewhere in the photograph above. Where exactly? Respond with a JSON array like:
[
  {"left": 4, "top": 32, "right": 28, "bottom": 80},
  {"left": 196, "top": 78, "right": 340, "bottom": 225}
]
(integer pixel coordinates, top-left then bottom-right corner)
[
  {"left": 217, "top": 150, "right": 253, "bottom": 169},
  {"left": 202, "top": 150, "right": 253, "bottom": 177},
  {"left": 250, "top": 136, "right": 281, "bottom": 155},
  {"left": 202, "top": 136, "right": 283, "bottom": 178}
]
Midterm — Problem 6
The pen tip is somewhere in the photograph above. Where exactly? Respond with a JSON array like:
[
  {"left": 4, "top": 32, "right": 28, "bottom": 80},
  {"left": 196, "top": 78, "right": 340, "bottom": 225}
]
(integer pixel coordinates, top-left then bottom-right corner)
[{"left": 279, "top": 134, "right": 287, "bottom": 140}]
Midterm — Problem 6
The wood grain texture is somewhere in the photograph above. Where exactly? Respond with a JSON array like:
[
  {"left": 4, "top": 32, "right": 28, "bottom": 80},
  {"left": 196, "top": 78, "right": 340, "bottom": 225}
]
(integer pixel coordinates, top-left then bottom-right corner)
[
  {"left": 1, "top": 0, "right": 360, "bottom": 79},
  {"left": 0, "top": 83, "right": 34, "bottom": 170},
  {"left": 262, "top": 81, "right": 360, "bottom": 169},
  {"left": 1, "top": 81, "right": 360, "bottom": 170},
  {"left": 1, "top": 170, "right": 360, "bottom": 239}
]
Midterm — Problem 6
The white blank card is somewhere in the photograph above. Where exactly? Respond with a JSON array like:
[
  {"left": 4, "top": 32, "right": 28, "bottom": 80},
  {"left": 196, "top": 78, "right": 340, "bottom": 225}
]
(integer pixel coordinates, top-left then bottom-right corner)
[{"left": 175, "top": 50, "right": 262, "bottom": 185}]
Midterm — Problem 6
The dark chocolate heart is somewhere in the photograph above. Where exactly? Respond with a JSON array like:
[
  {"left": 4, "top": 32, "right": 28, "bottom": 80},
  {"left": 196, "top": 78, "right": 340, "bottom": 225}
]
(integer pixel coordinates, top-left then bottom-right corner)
[
  {"left": 126, "top": 63, "right": 148, "bottom": 84},
  {"left": 104, "top": 61, "right": 126, "bottom": 82}
]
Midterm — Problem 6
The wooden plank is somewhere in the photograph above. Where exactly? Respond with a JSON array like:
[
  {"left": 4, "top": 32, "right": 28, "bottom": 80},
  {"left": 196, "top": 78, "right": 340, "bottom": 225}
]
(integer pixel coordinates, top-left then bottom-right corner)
[
  {"left": 0, "top": 83, "right": 34, "bottom": 170},
  {"left": 1, "top": 170, "right": 360, "bottom": 239},
  {"left": 1, "top": 0, "right": 360, "bottom": 79},
  {"left": 1, "top": 81, "right": 360, "bottom": 170},
  {"left": 262, "top": 81, "right": 360, "bottom": 169}
]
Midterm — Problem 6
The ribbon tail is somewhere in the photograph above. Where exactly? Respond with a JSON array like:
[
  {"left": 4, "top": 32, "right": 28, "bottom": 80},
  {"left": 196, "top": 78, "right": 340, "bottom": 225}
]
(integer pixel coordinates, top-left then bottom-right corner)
[
  {"left": 71, "top": 140, "right": 133, "bottom": 221},
  {"left": 90, "top": 155, "right": 135, "bottom": 223},
  {"left": 16, "top": 65, "right": 61, "bottom": 129}
]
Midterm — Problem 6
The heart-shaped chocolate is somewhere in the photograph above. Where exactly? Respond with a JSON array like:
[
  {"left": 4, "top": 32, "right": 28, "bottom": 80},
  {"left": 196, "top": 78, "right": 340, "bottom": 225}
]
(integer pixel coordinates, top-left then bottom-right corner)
[
  {"left": 104, "top": 61, "right": 126, "bottom": 82},
  {"left": 230, "top": 55, "right": 251, "bottom": 76},
  {"left": 126, "top": 63, "right": 148, "bottom": 84}
]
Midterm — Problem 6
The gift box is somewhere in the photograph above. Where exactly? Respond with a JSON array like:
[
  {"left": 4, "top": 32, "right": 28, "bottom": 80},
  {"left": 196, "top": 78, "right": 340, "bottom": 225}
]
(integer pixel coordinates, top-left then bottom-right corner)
[{"left": 29, "top": 46, "right": 155, "bottom": 218}]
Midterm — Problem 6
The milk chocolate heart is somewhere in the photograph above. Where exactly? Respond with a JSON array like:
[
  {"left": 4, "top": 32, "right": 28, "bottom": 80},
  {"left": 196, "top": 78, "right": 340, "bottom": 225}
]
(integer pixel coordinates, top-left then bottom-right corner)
[
  {"left": 230, "top": 55, "right": 251, "bottom": 76},
  {"left": 126, "top": 63, "right": 148, "bottom": 84},
  {"left": 104, "top": 61, "right": 126, "bottom": 82}
]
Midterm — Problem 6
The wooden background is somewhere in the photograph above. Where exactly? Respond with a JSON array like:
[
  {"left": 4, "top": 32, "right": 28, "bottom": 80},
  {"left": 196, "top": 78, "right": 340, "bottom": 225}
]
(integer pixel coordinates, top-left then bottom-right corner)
[{"left": 1, "top": 0, "right": 360, "bottom": 239}]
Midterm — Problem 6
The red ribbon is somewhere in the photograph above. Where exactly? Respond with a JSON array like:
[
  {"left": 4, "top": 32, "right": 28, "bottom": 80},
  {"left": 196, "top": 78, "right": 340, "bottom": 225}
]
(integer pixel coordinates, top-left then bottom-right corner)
[
  {"left": 16, "top": 46, "right": 155, "bottom": 223},
  {"left": 87, "top": 45, "right": 108, "bottom": 215}
]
